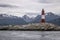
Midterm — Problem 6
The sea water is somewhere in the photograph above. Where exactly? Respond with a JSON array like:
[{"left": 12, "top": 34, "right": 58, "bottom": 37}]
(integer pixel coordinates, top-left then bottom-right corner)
[{"left": 0, "top": 31, "right": 60, "bottom": 40}]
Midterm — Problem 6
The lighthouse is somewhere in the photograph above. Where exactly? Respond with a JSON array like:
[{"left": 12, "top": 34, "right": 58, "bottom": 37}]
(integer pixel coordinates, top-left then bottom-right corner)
[{"left": 41, "top": 9, "right": 45, "bottom": 23}]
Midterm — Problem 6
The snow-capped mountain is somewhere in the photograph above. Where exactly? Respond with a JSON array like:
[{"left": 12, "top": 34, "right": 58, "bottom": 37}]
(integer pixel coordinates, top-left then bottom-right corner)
[
  {"left": 22, "top": 15, "right": 34, "bottom": 23},
  {"left": 0, "top": 14, "right": 18, "bottom": 19},
  {"left": 0, "top": 14, "right": 27, "bottom": 25},
  {"left": 46, "top": 12, "right": 59, "bottom": 21}
]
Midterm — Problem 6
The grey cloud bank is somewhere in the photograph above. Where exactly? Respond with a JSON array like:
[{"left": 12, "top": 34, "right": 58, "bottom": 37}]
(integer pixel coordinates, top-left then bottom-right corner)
[
  {"left": 0, "top": 0, "right": 60, "bottom": 17},
  {"left": 0, "top": 4, "right": 18, "bottom": 8}
]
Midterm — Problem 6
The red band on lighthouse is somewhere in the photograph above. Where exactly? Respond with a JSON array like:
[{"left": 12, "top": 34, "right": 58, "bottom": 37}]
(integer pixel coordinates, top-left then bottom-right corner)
[{"left": 41, "top": 9, "right": 45, "bottom": 23}]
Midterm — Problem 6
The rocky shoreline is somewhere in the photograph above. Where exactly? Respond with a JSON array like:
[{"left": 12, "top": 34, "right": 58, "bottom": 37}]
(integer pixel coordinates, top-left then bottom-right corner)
[{"left": 0, "top": 23, "right": 60, "bottom": 31}]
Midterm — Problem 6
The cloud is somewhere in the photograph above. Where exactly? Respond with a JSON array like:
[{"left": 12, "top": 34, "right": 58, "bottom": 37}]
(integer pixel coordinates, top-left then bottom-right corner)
[
  {"left": 0, "top": 4, "right": 18, "bottom": 8},
  {"left": 26, "top": 12, "right": 39, "bottom": 15},
  {"left": 0, "top": 0, "right": 60, "bottom": 17},
  {"left": 38, "top": 0, "right": 60, "bottom": 3}
]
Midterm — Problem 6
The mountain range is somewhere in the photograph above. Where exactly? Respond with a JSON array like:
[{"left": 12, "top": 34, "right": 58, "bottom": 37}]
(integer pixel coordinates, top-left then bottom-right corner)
[
  {"left": 0, "top": 12, "right": 60, "bottom": 26},
  {"left": 32, "top": 12, "right": 60, "bottom": 23},
  {"left": 0, "top": 14, "right": 27, "bottom": 25}
]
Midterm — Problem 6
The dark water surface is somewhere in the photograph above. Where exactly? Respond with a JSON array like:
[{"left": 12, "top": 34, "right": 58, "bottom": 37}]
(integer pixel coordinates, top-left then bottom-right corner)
[{"left": 0, "top": 31, "right": 60, "bottom": 40}]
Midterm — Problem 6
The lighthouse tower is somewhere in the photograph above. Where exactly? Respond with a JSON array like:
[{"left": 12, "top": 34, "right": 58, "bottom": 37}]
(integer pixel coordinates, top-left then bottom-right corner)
[{"left": 41, "top": 9, "right": 45, "bottom": 23}]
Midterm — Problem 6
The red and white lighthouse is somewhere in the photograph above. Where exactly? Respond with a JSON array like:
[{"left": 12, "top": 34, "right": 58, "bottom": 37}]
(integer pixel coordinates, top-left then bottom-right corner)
[{"left": 41, "top": 9, "right": 45, "bottom": 23}]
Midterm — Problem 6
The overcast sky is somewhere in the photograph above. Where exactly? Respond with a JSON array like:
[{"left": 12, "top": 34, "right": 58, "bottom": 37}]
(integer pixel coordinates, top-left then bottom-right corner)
[{"left": 0, "top": 0, "right": 60, "bottom": 17}]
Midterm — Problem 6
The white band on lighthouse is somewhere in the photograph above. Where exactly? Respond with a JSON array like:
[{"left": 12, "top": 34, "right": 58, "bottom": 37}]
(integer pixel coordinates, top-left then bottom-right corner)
[{"left": 41, "top": 15, "right": 45, "bottom": 19}]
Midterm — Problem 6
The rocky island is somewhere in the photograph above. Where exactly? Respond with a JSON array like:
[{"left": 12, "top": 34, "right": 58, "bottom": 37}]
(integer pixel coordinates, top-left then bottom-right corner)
[{"left": 0, "top": 23, "right": 60, "bottom": 31}]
